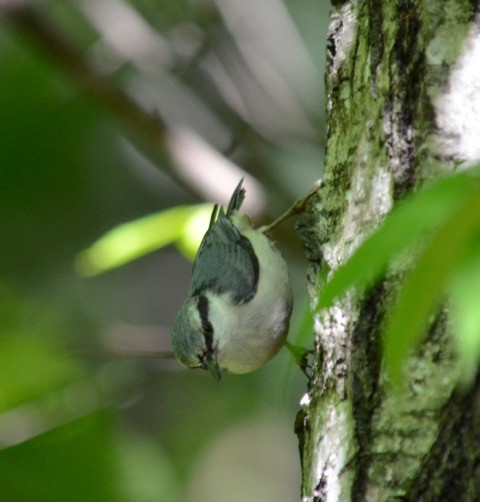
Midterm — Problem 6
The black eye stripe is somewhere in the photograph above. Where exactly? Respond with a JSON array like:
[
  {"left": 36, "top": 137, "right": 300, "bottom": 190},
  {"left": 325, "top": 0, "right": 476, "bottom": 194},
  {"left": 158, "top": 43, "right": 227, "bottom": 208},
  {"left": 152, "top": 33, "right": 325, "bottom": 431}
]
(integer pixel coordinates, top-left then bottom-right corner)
[{"left": 197, "top": 295, "right": 214, "bottom": 357}]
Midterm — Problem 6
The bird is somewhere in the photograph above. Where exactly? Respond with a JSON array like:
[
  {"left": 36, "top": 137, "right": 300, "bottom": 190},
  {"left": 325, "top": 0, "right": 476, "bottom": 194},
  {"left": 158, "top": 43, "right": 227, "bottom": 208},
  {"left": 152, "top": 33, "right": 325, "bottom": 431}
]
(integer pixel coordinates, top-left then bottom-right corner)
[{"left": 171, "top": 179, "right": 301, "bottom": 381}]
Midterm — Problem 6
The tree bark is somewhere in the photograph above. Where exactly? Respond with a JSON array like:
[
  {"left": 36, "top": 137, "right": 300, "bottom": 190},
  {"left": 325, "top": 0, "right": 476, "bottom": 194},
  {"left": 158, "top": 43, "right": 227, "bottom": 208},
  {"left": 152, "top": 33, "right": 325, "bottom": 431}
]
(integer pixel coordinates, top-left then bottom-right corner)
[{"left": 296, "top": 1, "right": 480, "bottom": 500}]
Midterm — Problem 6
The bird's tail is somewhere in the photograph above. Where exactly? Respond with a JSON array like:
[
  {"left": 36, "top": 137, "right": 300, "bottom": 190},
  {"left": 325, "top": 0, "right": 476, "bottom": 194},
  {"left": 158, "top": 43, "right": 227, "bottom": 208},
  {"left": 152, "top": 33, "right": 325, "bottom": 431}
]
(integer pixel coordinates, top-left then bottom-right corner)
[{"left": 226, "top": 179, "right": 245, "bottom": 216}]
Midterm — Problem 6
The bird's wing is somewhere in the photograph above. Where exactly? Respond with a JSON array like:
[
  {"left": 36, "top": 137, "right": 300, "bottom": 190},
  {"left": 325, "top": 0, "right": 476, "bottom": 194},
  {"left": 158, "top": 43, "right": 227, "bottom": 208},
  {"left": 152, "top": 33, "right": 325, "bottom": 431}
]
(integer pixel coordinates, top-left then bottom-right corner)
[{"left": 189, "top": 212, "right": 259, "bottom": 304}]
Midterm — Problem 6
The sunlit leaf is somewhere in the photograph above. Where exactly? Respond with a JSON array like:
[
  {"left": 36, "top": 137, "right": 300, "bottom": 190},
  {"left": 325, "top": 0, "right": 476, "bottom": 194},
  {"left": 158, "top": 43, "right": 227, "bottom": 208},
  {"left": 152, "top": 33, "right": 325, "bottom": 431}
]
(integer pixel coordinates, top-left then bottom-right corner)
[
  {"left": 176, "top": 205, "right": 214, "bottom": 259},
  {"left": 318, "top": 167, "right": 480, "bottom": 310},
  {"left": 76, "top": 204, "right": 212, "bottom": 276},
  {"left": 449, "top": 246, "right": 480, "bottom": 384},
  {"left": 383, "top": 184, "right": 480, "bottom": 382}
]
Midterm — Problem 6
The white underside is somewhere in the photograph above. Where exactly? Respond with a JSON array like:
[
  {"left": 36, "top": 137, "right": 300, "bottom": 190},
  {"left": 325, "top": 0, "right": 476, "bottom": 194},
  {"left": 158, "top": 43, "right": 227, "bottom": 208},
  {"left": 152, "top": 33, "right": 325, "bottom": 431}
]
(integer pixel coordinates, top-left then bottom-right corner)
[{"left": 206, "top": 214, "right": 293, "bottom": 374}]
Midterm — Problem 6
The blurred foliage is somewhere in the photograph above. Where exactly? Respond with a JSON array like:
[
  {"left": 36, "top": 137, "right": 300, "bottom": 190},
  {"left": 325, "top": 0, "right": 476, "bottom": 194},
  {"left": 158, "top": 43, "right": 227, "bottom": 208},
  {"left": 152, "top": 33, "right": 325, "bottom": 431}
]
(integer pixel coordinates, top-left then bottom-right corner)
[
  {"left": 0, "top": 413, "right": 117, "bottom": 501},
  {"left": 4, "top": 0, "right": 478, "bottom": 499},
  {"left": 76, "top": 204, "right": 213, "bottom": 276},
  {"left": 317, "top": 165, "right": 480, "bottom": 384},
  {"left": 0, "top": 0, "right": 324, "bottom": 499}
]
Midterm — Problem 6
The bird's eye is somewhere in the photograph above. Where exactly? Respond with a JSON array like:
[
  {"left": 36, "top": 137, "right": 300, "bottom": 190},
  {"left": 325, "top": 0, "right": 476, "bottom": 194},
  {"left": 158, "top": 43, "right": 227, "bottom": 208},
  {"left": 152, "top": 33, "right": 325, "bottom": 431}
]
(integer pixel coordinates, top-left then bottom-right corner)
[
  {"left": 198, "top": 352, "right": 206, "bottom": 366},
  {"left": 197, "top": 351, "right": 210, "bottom": 370}
]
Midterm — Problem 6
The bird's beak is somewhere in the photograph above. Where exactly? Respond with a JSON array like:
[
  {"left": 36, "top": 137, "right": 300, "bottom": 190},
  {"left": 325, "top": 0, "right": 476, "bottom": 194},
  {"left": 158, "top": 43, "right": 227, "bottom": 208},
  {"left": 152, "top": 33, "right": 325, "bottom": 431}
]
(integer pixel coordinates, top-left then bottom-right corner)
[{"left": 205, "top": 355, "right": 222, "bottom": 382}]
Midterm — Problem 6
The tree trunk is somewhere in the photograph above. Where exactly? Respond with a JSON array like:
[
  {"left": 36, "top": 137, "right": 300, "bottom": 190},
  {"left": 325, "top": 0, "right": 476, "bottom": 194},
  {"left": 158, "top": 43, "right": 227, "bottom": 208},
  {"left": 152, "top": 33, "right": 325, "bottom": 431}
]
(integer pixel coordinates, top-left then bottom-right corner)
[{"left": 296, "top": 1, "right": 480, "bottom": 500}]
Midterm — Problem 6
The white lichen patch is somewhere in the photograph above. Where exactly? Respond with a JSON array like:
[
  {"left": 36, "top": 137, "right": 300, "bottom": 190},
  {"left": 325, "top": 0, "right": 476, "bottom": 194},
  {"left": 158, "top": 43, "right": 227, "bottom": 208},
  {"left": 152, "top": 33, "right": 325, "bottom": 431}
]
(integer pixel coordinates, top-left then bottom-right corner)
[
  {"left": 328, "top": 2, "right": 358, "bottom": 83},
  {"left": 315, "top": 298, "right": 358, "bottom": 396},
  {"left": 309, "top": 402, "right": 354, "bottom": 502},
  {"left": 299, "top": 392, "right": 311, "bottom": 408},
  {"left": 322, "top": 160, "right": 393, "bottom": 272},
  {"left": 368, "top": 167, "right": 393, "bottom": 223},
  {"left": 431, "top": 16, "right": 480, "bottom": 161}
]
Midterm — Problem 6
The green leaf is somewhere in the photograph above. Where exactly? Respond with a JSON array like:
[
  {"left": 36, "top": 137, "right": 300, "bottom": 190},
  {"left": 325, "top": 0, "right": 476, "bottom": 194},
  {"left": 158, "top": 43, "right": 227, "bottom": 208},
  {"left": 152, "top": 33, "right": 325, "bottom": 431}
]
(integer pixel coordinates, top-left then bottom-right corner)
[
  {"left": 449, "top": 246, "right": 480, "bottom": 384},
  {"left": 0, "top": 335, "right": 83, "bottom": 413},
  {"left": 383, "top": 184, "right": 480, "bottom": 382},
  {"left": 0, "top": 412, "right": 118, "bottom": 502},
  {"left": 176, "top": 204, "right": 214, "bottom": 259},
  {"left": 76, "top": 204, "right": 212, "bottom": 276},
  {"left": 318, "top": 168, "right": 480, "bottom": 310}
]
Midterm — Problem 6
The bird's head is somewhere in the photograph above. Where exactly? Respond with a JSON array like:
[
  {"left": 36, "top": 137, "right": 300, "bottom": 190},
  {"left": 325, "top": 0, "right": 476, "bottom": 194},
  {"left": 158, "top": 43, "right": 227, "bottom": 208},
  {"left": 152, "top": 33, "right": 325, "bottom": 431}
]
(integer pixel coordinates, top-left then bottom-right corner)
[{"left": 171, "top": 295, "right": 222, "bottom": 381}]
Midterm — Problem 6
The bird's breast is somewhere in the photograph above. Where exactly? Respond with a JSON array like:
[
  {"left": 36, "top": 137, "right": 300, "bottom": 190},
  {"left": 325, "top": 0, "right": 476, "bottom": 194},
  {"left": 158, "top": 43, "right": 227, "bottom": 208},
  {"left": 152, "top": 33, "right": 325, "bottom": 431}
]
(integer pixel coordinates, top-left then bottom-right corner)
[{"left": 212, "top": 225, "right": 293, "bottom": 374}]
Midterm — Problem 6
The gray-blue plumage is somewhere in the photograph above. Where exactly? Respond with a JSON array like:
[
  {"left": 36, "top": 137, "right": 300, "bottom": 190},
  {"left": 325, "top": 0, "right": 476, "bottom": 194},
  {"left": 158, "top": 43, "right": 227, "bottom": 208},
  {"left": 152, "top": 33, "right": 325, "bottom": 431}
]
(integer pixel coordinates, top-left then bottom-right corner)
[{"left": 189, "top": 181, "right": 259, "bottom": 303}]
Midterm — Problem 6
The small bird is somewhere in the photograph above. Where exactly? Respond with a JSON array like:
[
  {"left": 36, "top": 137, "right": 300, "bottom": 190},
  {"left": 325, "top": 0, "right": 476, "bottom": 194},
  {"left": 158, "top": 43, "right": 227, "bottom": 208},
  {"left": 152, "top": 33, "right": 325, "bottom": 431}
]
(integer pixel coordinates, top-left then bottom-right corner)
[{"left": 172, "top": 179, "right": 297, "bottom": 381}]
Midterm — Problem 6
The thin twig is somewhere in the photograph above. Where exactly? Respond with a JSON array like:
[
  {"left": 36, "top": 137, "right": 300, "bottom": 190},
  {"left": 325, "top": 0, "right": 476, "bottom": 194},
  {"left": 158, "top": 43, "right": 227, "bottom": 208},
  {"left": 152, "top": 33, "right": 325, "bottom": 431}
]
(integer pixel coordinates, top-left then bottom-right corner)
[{"left": 261, "top": 179, "right": 321, "bottom": 234}]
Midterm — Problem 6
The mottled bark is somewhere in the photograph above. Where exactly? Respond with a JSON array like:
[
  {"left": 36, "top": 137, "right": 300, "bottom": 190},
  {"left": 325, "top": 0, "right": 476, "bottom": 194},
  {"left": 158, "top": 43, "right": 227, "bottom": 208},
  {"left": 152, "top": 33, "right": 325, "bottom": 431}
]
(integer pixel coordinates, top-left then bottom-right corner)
[{"left": 297, "top": 1, "right": 480, "bottom": 500}]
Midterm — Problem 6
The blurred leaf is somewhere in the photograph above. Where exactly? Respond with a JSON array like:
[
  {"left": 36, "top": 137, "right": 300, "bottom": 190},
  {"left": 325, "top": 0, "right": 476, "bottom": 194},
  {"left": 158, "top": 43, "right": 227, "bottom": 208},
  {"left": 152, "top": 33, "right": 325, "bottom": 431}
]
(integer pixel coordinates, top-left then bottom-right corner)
[
  {"left": 0, "top": 412, "right": 117, "bottom": 502},
  {"left": 449, "top": 245, "right": 480, "bottom": 384},
  {"left": 292, "top": 300, "right": 315, "bottom": 348},
  {"left": 0, "top": 335, "right": 83, "bottom": 412},
  {"left": 317, "top": 167, "right": 480, "bottom": 310},
  {"left": 0, "top": 286, "right": 84, "bottom": 412},
  {"left": 116, "top": 431, "right": 180, "bottom": 502},
  {"left": 76, "top": 204, "right": 212, "bottom": 276},
  {"left": 176, "top": 204, "right": 214, "bottom": 258},
  {"left": 0, "top": 26, "right": 106, "bottom": 277},
  {"left": 383, "top": 184, "right": 480, "bottom": 382},
  {"left": 278, "top": 298, "right": 315, "bottom": 399}
]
